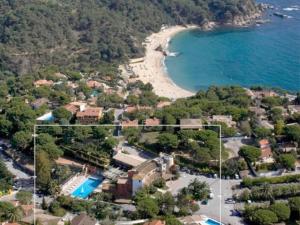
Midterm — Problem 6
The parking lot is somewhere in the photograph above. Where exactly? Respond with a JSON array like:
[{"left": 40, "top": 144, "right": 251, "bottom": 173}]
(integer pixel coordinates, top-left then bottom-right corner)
[{"left": 167, "top": 172, "right": 244, "bottom": 225}]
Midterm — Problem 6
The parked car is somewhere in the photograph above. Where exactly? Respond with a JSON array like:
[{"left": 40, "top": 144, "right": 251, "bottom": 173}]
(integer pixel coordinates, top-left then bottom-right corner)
[{"left": 225, "top": 198, "right": 236, "bottom": 204}]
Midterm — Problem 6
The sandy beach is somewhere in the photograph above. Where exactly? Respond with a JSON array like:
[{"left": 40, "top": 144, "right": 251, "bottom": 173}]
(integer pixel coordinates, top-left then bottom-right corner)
[{"left": 126, "top": 25, "right": 198, "bottom": 99}]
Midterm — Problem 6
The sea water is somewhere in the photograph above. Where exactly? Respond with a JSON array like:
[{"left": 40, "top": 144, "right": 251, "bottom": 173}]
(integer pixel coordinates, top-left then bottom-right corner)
[{"left": 165, "top": 0, "right": 300, "bottom": 92}]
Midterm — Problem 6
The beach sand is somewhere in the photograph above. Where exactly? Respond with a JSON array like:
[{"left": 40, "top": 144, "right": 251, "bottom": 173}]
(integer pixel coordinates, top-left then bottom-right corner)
[{"left": 126, "top": 25, "right": 198, "bottom": 100}]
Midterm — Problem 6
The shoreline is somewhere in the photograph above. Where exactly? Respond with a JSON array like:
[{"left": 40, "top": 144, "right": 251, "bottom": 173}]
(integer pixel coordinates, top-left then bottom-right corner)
[
  {"left": 124, "top": 12, "right": 264, "bottom": 100},
  {"left": 126, "top": 25, "right": 197, "bottom": 100}
]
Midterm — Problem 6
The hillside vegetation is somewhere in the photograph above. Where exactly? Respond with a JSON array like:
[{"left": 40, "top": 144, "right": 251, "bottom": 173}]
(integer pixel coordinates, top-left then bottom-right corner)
[{"left": 0, "top": 0, "right": 258, "bottom": 76}]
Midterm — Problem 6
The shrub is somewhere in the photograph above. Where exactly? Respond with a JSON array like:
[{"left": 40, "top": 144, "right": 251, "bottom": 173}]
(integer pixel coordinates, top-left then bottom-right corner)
[{"left": 269, "top": 202, "right": 291, "bottom": 221}]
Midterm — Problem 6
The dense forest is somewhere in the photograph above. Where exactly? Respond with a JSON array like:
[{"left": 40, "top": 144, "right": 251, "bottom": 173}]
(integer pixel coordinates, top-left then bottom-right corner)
[{"left": 0, "top": 0, "right": 259, "bottom": 76}]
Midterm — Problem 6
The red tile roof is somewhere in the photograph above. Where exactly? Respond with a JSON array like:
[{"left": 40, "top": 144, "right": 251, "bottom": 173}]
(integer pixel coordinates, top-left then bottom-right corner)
[
  {"left": 121, "top": 119, "right": 139, "bottom": 127},
  {"left": 145, "top": 118, "right": 160, "bottom": 126},
  {"left": 260, "top": 146, "right": 273, "bottom": 159},
  {"left": 34, "top": 79, "right": 53, "bottom": 86},
  {"left": 76, "top": 107, "right": 102, "bottom": 118}
]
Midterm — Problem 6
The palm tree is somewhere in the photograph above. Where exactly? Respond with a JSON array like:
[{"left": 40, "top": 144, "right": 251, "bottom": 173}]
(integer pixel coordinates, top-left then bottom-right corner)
[{"left": 7, "top": 207, "right": 22, "bottom": 222}]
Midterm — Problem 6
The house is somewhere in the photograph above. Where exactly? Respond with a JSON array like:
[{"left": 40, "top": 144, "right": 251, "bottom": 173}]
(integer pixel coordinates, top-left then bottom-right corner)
[
  {"left": 71, "top": 213, "right": 97, "bottom": 225},
  {"left": 278, "top": 142, "right": 298, "bottom": 153},
  {"left": 54, "top": 72, "right": 67, "bottom": 79},
  {"left": 156, "top": 101, "right": 172, "bottom": 109},
  {"left": 113, "top": 150, "right": 146, "bottom": 168},
  {"left": 180, "top": 119, "right": 202, "bottom": 130},
  {"left": 143, "top": 220, "right": 166, "bottom": 225},
  {"left": 67, "top": 81, "right": 79, "bottom": 89},
  {"left": 115, "top": 153, "right": 175, "bottom": 198},
  {"left": 31, "top": 98, "right": 49, "bottom": 109},
  {"left": 125, "top": 106, "right": 138, "bottom": 113},
  {"left": 64, "top": 102, "right": 87, "bottom": 115},
  {"left": 121, "top": 119, "right": 139, "bottom": 128},
  {"left": 22, "top": 209, "right": 62, "bottom": 225},
  {"left": 249, "top": 107, "right": 267, "bottom": 119},
  {"left": 259, "top": 139, "right": 274, "bottom": 163},
  {"left": 251, "top": 90, "right": 278, "bottom": 99},
  {"left": 86, "top": 80, "right": 103, "bottom": 89},
  {"left": 179, "top": 215, "right": 206, "bottom": 225},
  {"left": 211, "top": 115, "right": 236, "bottom": 127},
  {"left": 273, "top": 106, "right": 289, "bottom": 118},
  {"left": 76, "top": 107, "right": 103, "bottom": 124},
  {"left": 34, "top": 79, "right": 54, "bottom": 87},
  {"left": 144, "top": 118, "right": 160, "bottom": 127},
  {"left": 288, "top": 105, "right": 300, "bottom": 115}
]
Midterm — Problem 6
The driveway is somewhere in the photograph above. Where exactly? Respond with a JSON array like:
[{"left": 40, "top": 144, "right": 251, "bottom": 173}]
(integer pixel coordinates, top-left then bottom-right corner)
[{"left": 167, "top": 172, "right": 244, "bottom": 225}]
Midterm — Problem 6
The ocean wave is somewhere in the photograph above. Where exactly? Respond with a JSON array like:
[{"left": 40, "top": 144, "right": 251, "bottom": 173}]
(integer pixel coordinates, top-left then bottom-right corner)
[
  {"left": 168, "top": 52, "right": 179, "bottom": 57},
  {"left": 283, "top": 6, "right": 299, "bottom": 11}
]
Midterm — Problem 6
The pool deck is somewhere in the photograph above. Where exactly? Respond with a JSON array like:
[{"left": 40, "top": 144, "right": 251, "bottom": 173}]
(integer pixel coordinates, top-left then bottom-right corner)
[{"left": 61, "top": 174, "right": 88, "bottom": 195}]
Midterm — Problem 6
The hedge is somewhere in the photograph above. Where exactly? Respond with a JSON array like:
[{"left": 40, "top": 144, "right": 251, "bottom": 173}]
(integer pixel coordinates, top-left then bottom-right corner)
[{"left": 242, "top": 174, "right": 300, "bottom": 187}]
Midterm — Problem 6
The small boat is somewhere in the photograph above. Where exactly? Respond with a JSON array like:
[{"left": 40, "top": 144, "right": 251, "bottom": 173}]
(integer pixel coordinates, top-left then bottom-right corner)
[{"left": 273, "top": 12, "right": 289, "bottom": 18}]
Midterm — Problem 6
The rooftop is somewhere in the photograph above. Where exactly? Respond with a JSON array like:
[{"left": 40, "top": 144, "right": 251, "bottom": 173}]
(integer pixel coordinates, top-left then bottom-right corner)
[
  {"left": 180, "top": 118, "right": 202, "bottom": 129},
  {"left": 121, "top": 119, "right": 139, "bottom": 127},
  {"left": 71, "top": 213, "right": 97, "bottom": 225},
  {"left": 76, "top": 107, "right": 103, "bottom": 117},
  {"left": 145, "top": 118, "right": 160, "bottom": 126}
]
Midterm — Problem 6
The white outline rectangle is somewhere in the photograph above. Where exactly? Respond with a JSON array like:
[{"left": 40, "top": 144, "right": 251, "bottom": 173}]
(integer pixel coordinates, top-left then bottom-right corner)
[{"left": 33, "top": 124, "right": 222, "bottom": 224}]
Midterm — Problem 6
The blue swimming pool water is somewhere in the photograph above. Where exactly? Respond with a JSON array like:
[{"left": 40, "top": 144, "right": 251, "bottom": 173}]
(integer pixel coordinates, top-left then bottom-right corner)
[
  {"left": 204, "top": 219, "right": 222, "bottom": 225},
  {"left": 71, "top": 177, "right": 102, "bottom": 199}
]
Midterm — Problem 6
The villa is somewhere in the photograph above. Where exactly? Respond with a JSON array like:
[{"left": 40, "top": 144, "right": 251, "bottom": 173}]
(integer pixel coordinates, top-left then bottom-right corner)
[
  {"left": 71, "top": 213, "right": 97, "bottom": 225},
  {"left": 64, "top": 102, "right": 87, "bottom": 115},
  {"left": 180, "top": 119, "right": 203, "bottom": 130},
  {"left": 143, "top": 220, "right": 166, "bottom": 225},
  {"left": 259, "top": 139, "right": 274, "bottom": 163},
  {"left": 211, "top": 115, "right": 236, "bottom": 127},
  {"left": 288, "top": 105, "right": 300, "bottom": 115},
  {"left": 86, "top": 80, "right": 103, "bottom": 89},
  {"left": 76, "top": 107, "right": 103, "bottom": 124},
  {"left": 144, "top": 118, "right": 161, "bottom": 126},
  {"left": 34, "top": 79, "right": 54, "bottom": 87},
  {"left": 113, "top": 153, "right": 175, "bottom": 198},
  {"left": 121, "top": 119, "right": 139, "bottom": 128}
]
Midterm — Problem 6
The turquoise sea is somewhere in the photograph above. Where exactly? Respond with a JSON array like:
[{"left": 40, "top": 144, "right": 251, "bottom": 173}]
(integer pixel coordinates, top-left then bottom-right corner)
[{"left": 165, "top": 0, "right": 300, "bottom": 93}]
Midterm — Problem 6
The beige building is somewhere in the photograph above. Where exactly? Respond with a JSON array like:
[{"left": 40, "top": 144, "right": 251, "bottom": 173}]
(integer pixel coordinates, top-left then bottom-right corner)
[{"left": 76, "top": 107, "right": 103, "bottom": 124}]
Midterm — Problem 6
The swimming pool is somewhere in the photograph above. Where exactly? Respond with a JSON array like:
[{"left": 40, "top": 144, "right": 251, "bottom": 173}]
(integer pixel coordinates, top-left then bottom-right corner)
[
  {"left": 202, "top": 219, "right": 223, "bottom": 225},
  {"left": 71, "top": 177, "right": 102, "bottom": 199}
]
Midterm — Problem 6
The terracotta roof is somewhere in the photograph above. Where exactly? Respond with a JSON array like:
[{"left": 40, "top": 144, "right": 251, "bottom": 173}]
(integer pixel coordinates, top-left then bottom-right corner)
[
  {"left": 132, "top": 160, "right": 158, "bottom": 180},
  {"left": 125, "top": 106, "right": 137, "bottom": 113},
  {"left": 71, "top": 213, "right": 97, "bottom": 225},
  {"left": 86, "top": 80, "right": 103, "bottom": 88},
  {"left": 34, "top": 79, "right": 53, "bottom": 86},
  {"left": 64, "top": 104, "right": 78, "bottom": 114},
  {"left": 121, "top": 119, "right": 139, "bottom": 127},
  {"left": 143, "top": 220, "right": 165, "bottom": 225},
  {"left": 260, "top": 146, "right": 273, "bottom": 159},
  {"left": 145, "top": 118, "right": 160, "bottom": 126},
  {"left": 259, "top": 139, "right": 270, "bottom": 147},
  {"left": 76, "top": 107, "right": 102, "bottom": 118}
]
